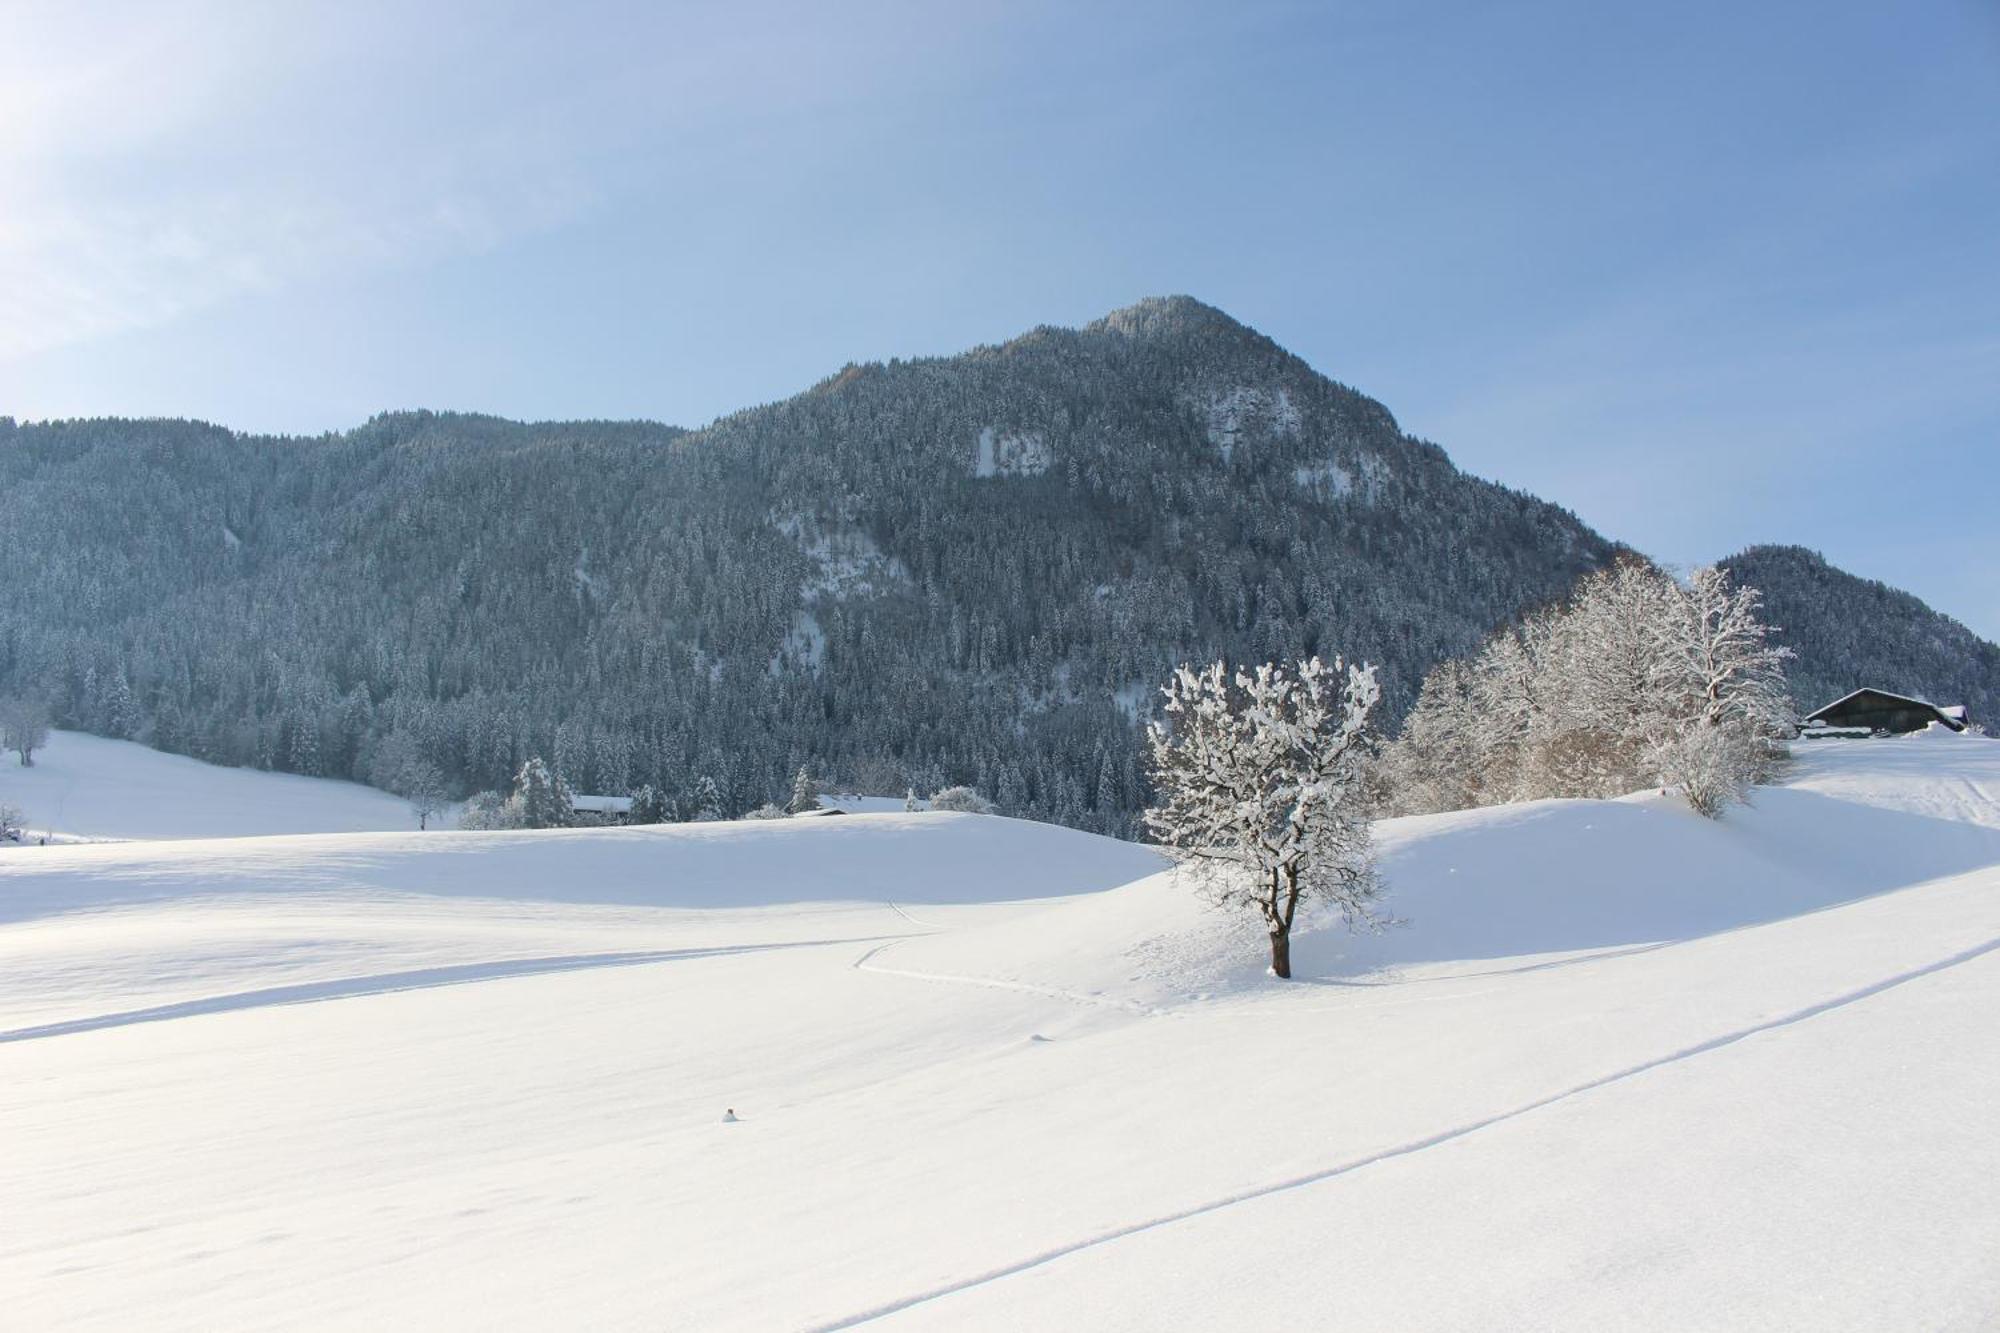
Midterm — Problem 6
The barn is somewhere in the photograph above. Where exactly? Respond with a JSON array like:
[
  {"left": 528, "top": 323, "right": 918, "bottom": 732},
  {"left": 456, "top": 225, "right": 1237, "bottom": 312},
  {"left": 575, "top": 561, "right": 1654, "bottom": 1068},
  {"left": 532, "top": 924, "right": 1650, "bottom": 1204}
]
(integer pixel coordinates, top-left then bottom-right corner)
[
  {"left": 570, "top": 794, "right": 634, "bottom": 824},
  {"left": 1801, "top": 688, "right": 1968, "bottom": 737}
]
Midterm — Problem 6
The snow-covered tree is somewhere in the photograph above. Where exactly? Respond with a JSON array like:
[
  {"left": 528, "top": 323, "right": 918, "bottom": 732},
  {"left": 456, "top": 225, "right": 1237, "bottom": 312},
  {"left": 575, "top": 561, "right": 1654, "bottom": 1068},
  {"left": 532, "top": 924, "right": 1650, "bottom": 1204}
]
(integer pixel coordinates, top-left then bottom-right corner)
[
  {"left": 1383, "top": 561, "right": 1793, "bottom": 820},
  {"left": 742, "top": 803, "right": 788, "bottom": 820},
  {"left": 929, "top": 785, "right": 996, "bottom": 814},
  {"left": 512, "top": 756, "right": 575, "bottom": 829},
  {"left": 1144, "top": 656, "right": 1384, "bottom": 980},
  {"left": 1378, "top": 659, "right": 1489, "bottom": 815},
  {"left": 690, "top": 775, "right": 727, "bottom": 822},
  {"left": 401, "top": 758, "right": 450, "bottom": 830},
  {"left": 786, "top": 765, "right": 821, "bottom": 815},
  {"left": 457, "top": 789, "right": 517, "bottom": 830},
  {"left": 1656, "top": 566, "right": 1795, "bottom": 736},
  {"left": 0, "top": 803, "right": 22, "bottom": 842},
  {"left": 627, "top": 783, "right": 667, "bottom": 825},
  {"left": 1, "top": 697, "right": 50, "bottom": 767},
  {"left": 1649, "top": 566, "right": 1795, "bottom": 816},
  {"left": 903, "top": 787, "right": 919, "bottom": 812}
]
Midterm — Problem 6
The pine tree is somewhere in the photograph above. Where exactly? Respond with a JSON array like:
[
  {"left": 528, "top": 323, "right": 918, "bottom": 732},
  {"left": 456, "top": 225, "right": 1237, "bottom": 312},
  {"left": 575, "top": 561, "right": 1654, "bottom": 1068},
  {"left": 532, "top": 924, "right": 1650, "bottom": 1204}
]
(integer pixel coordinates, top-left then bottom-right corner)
[
  {"left": 512, "top": 756, "right": 574, "bottom": 829},
  {"left": 628, "top": 783, "right": 666, "bottom": 824},
  {"left": 691, "top": 775, "right": 726, "bottom": 822},
  {"left": 786, "top": 765, "right": 820, "bottom": 814}
]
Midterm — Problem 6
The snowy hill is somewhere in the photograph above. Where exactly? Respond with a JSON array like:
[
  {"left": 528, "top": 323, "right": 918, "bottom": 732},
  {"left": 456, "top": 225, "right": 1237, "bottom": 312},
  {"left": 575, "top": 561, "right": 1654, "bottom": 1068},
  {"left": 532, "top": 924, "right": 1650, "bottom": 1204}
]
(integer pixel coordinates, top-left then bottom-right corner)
[
  {"left": 3, "top": 735, "right": 1998, "bottom": 1328},
  {"left": 0, "top": 729, "right": 422, "bottom": 842}
]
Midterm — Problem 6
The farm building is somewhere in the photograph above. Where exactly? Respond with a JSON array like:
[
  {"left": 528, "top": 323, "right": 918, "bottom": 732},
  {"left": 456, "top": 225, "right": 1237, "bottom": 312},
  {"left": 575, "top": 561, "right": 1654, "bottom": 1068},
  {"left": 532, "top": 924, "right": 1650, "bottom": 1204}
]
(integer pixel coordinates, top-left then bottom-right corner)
[
  {"left": 570, "top": 794, "right": 633, "bottom": 824},
  {"left": 1801, "top": 688, "right": 1968, "bottom": 737}
]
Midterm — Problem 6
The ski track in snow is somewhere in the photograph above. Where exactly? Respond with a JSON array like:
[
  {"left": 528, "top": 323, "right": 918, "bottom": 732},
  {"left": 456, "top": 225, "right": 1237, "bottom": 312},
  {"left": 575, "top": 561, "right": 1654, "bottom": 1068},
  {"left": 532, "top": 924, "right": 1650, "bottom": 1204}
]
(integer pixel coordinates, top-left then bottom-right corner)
[
  {"left": 813, "top": 933, "right": 2000, "bottom": 1330},
  {"left": 853, "top": 936, "right": 1165, "bottom": 1017},
  {"left": 0, "top": 934, "right": 912, "bottom": 1045}
]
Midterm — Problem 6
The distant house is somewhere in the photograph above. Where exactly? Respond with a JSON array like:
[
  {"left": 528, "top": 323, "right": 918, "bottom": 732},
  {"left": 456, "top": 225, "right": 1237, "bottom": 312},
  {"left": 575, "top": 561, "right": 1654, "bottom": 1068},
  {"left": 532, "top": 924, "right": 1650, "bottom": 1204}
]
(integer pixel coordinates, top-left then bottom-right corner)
[
  {"left": 570, "top": 794, "right": 634, "bottom": 824},
  {"left": 1801, "top": 689, "right": 1968, "bottom": 737}
]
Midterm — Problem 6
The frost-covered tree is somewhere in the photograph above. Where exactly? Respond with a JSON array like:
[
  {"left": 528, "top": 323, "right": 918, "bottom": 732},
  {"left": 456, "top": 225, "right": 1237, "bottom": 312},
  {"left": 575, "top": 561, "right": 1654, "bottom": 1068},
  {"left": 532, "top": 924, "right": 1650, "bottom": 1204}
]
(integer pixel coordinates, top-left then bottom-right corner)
[
  {"left": 1648, "top": 566, "right": 1795, "bottom": 816},
  {"left": 512, "top": 756, "right": 575, "bottom": 829},
  {"left": 1, "top": 697, "right": 50, "bottom": 767},
  {"left": 786, "top": 766, "right": 821, "bottom": 815},
  {"left": 627, "top": 783, "right": 667, "bottom": 825},
  {"left": 1384, "top": 562, "right": 1793, "bottom": 820},
  {"left": 690, "top": 775, "right": 727, "bottom": 822},
  {"left": 1656, "top": 567, "right": 1795, "bottom": 736},
  {"left": 457, "top": 789, "right": 517, "bottom": 830},
  {"left": 903, "top": 787, "right": 919, "bottom": 812},
  {"left": 1144, "top": 656, "right": 1383, "bottom": 979},
  {"left": 743, "top": 803, "right": 788, "bottom": 820},
  {"left": 401, "top": 758, "right": 450, "bottom": 830},
  {"left": 0, "top": 803, "right": 23, "bottom": 841},
  {"left": 929, "top": 785, "right": 996, "bottom": 814},
  {"left": 1378, "top": 660, "right": 1489, "bottom": 815}
]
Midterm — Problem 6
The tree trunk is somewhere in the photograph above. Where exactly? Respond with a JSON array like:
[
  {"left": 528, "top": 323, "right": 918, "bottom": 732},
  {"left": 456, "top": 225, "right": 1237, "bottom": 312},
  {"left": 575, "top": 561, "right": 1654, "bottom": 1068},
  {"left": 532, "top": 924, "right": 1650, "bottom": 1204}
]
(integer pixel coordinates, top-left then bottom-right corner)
[{"left": 1269, "top": 927, "right": 1292, "bottom": 979}]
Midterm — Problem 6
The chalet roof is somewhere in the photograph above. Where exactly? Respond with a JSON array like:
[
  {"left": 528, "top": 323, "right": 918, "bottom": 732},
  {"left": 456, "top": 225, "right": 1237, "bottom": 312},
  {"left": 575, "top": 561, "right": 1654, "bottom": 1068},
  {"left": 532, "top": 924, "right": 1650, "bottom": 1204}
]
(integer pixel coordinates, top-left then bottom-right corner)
[{"left": 1803, "top": 688, "right": 1966, "bottom": 730}]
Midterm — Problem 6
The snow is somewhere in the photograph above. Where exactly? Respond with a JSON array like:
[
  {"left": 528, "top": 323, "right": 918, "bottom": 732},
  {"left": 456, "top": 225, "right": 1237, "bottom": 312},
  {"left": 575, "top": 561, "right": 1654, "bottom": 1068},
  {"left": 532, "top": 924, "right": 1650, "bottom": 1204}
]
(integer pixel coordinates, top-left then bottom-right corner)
[
  {"left": 773, "top": 607, "right": 827, "bottom": 672},
  {"left": 972, "top": 427, "right": 1051, "bottom": 478},
  {"left": 1292, "top": 459, "right": 1353, "bottom": 495},
  {"left": 1295, "top": 450, "right": 1388, "bottom": 501},
  {"left": 0, "top": 730, "right": 422, "bottom": 843},
  {"left": 1203, "top": 385, "right": 1302, "bottom": 461},
  {"left": 776, "top": 514, "right": 910, "bottom": 601},
  {"left": 4, "top": 736, "right": 1999, "bottom": 1328}
]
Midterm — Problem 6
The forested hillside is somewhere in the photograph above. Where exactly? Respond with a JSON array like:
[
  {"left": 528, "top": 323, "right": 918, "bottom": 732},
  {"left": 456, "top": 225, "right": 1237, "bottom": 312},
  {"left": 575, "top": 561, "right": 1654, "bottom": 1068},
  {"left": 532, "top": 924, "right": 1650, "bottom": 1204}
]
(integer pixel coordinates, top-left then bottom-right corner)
[
  {"left": 1720, "top": 544, "right": 2000, "bottom": 723},
  {"left": 0, "top": 298, "right": 1622, "bottom": 830}
]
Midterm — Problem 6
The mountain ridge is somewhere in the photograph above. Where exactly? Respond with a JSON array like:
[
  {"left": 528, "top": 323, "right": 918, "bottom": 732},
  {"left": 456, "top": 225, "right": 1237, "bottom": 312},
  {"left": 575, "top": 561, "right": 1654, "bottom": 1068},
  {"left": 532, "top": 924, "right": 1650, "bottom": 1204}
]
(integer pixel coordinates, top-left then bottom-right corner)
[{"left": 1, "top": 298, "right": 1988, "bottom": 830}]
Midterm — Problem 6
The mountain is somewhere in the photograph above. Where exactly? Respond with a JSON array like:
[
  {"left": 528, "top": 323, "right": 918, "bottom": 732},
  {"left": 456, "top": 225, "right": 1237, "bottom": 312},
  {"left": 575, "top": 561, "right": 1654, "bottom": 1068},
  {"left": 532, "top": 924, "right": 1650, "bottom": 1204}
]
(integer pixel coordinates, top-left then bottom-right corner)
[
  {"left": 0, "top": 297, "right": 1623, "bottom": 830},
  {"left": 9, "top": 297, "right": 1987, "bottom": 831},
  {"left": 1721, "top": 544, "right": 2000, "bottom": 723}
]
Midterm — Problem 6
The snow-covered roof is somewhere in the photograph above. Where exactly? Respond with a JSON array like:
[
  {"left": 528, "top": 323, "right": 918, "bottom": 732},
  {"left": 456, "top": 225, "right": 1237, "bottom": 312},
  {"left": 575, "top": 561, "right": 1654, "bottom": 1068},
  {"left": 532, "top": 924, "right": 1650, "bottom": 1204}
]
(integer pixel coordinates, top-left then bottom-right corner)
[
  {"left": 1803, "top": 688, "right": 1965, "bottom": 731},
  {"left": 1804, "top": 687, "right": 1936, "bottom": 718},
  {"left": 571, "top": 794, "right": 633, "bottom": 814}
]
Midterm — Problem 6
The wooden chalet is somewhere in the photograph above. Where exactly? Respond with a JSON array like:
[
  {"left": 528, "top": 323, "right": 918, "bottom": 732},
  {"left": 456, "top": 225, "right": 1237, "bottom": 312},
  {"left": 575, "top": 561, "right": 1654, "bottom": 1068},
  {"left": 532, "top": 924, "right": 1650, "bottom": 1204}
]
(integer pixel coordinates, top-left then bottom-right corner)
[{"left": 1801, "top": 688, "right": 1968, "bottom": 737}]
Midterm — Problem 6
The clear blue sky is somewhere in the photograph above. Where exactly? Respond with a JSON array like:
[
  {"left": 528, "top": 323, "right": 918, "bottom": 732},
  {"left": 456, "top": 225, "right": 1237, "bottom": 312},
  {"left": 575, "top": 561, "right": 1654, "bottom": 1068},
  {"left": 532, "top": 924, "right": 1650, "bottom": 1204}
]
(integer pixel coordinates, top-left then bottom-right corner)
[{"left": 4, "top": 1, "right": 1996, "bottom": 634}]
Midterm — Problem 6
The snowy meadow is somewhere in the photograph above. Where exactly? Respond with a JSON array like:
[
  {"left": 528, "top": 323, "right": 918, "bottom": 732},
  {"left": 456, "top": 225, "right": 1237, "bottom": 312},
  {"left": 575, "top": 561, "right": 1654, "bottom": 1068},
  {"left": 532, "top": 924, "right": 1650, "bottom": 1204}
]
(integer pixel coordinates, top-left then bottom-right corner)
[{"left": 3, "top": 731, "right": 1997, "bottom": 1328}]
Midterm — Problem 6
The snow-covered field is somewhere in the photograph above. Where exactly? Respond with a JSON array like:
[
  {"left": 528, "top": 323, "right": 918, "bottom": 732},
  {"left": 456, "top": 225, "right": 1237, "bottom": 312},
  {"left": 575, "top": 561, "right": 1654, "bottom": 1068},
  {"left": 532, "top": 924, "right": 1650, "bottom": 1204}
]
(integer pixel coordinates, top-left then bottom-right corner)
[
  {"left": 0, "top": 730, "right": 422, "bottom": 842},
  {"left": 4, "top": 734, "right": 1998, "bottom": 1328}
]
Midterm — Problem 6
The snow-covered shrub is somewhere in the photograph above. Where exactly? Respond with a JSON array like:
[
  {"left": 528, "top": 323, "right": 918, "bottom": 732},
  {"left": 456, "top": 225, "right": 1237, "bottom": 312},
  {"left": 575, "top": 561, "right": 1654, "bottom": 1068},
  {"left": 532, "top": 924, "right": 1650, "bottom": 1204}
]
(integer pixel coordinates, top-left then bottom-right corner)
[
  {"left": 1651, "top": 721, "right": 1758, "bottom": 819},
  {"left": 1144, "top": 656, "right": 1384, "bottom": 979},
  {"left": 929, "top": 786, "right": 996, "bottom": 814},
  {"left": 742, "top": 803, "right": 788, "bottom": 820},
  {"left": 457, "top": 790, "right": 518, "bottom": 830},
  {"left": 0, "top": 803, "right": 22, "bottom": 841}
]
